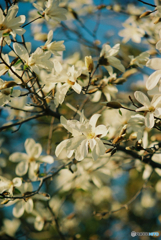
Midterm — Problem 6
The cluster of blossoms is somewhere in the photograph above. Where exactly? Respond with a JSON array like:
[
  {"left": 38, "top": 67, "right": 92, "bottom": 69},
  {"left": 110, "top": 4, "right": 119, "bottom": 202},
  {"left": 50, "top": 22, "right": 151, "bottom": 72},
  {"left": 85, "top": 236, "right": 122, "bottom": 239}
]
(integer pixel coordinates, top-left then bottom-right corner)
[
  {"left": 1, "top": 0, "right": 161, "bottom": 238},
  {"left": 56, "top": 113, "right": 108, "bottom": 161}
]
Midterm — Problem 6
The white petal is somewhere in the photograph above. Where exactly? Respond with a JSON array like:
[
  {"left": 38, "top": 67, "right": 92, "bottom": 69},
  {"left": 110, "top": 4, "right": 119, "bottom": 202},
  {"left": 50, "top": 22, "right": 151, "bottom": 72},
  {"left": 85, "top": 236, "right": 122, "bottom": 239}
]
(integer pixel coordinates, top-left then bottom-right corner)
[
  {"left": 146, "top": 70, "right": 161, "bottom": 90},
  {"left": 95, "top": 125, "right": 108, "bottom": 137},
  {"left": 25, "top": 138, "right": 42, "bottom": 158},
  {"left": 55, "top": 139, "right": 71, "bottom": 157},
  {"left": 145, "top": 112, "right": 154, "bottom": 128},
  {"left": 25, "top": 198, "right": 33, "bottom": 213},
  {"left": 89, "top": 114, "right": 101, "bottom": 129},
  {"left": 38, "top": 155, "right": 54, "bottom": 163},
  {"left": 9, "top": 152, "right": 28, "bottom": 162},
  {"left": 13, "top": 201, "right": 24, "bottom": 218},
  {"left": 13, "top": 177, "right": 22, "bottom": 187},
  {"left": 35, "top": 217, "right": 44, "bottom": 231},
  {"left": 134, "top": 91, "right": 150, "bottom": 107},
  {"left": 68, "top": 135, "right": 86, "bottom": 150},
  {"left": 75, "top": 139, "right": 88, "bottom": 161},
  {"left": 146, "top": 58, "right": 161, "bottom": 70},
  {"left": 16, "top": 161, "right": 28, "bottom": 176}
]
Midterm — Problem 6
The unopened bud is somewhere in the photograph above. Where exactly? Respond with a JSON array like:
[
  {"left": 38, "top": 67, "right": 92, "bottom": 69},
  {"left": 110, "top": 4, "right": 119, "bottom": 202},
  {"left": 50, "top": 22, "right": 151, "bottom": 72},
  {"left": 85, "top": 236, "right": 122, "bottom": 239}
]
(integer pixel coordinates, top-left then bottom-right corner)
[
  {"left": 0, "top": 81, "right": 18, "bottom": 90},
  {"left": 139, "top": 11, "right": 152, "bottom": 18},
  {"left": 85, "top": 56, "right": 94, "bottom": 73},
  {"left": 154, "top": 17, "right": 161, "bottom": 24},
  {"left": 102, "top": 101, "right": 122, "bottom": 109},
  {"left": 114, "top": 77, "right": 127, "bottom": 84}
]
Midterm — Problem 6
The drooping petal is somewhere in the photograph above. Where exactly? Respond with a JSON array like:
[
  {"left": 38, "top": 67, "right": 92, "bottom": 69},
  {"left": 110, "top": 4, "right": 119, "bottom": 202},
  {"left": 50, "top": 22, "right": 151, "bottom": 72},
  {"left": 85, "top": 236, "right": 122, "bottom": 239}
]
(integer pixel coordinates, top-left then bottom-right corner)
[
  {"left": 55, "top": 139, "right": 71, "bottom": 157},
  {"left": 145, "top": 112, "right": 154, "bottom": 129},
  {"left": 75, "top": 139, "right": 88, "bottom": 161}
]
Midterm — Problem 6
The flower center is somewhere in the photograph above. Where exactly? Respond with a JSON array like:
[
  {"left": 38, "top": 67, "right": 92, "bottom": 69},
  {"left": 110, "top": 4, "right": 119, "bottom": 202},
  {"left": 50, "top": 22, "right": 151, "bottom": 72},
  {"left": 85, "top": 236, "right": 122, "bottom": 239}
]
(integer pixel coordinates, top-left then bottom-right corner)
[
  {"left": 29, "top": 157, "right": 35, "bottom": 162},
  {"left": 148, "top": 106, "right": 155, "bottom": 112},
  {"left": 87, "top": 132, "right": 95, "bottom": 139},
  {"left": 67, "top": 79, "right": 75, "bottom": 86}
]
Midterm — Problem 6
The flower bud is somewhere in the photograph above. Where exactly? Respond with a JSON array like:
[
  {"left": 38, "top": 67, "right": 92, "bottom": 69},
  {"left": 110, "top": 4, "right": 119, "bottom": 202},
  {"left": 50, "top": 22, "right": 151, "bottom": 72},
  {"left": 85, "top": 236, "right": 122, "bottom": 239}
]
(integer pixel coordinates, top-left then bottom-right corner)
[{"left": 85, "top": 56, "right": 94, "bottom": 72}]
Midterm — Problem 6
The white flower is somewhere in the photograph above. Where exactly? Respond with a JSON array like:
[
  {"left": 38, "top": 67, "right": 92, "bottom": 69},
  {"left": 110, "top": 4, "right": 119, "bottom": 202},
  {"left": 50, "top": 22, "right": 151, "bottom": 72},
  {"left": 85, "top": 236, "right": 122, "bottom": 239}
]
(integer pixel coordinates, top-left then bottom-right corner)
[
  {"left": 119, "top": 22, "right": 145, "bottom": 43},
  {"left": 2, "top": 218, "right": 20, "bottom": 237},
  {"left": 134, "top": 91, "right": 161, "bottom": 128},
  {"left": 56, "top": 113, "right": 108, "bottom": 161},
  {"left": 41, "top": 30, "right": 65, "bottom": 56},
  {"left": 33, "top": 0, "right": 67, "bottom": 22},
  {"left": 13, "top": 43, "right": 54, "bottom": 74},
  {"left": 129, "top": 52, "right": 150, "bottom": 68},
  {"left": 0, "top": 176, "right": 22, "bottom": 195},
  {"left": 9, "top": 138, "right": 54, "bottom": 180},
  {"left": 53, "top": 65, "right": 82, "bottom": 107},
  {"left": 99, "top": 43, "right": 125, "bottom": 72},
  {"left": 0, "top": 5, "right": 25, "bottom": 44}
]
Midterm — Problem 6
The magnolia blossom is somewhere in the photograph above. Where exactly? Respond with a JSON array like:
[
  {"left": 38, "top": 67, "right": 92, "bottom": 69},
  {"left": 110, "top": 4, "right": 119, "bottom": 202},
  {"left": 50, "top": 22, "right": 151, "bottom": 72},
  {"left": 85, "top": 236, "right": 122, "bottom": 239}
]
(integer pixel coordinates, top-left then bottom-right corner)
[
  {"left": 129, "top": 52, "right": 150, "bottom": 68},
  {"left": 119, "top": 22, "right": 145, "bottom": 43},
  {"left": 51, "top": 65, "right": 82, "bottom": 107},
  {"left": 56, "top": 113, "right": 108, "bottom": 161},
  {"left": 9, "top": 138, "right": 54, "bottom": 180},
  {"left": 99, "top": 43, "right": 125, "bottom": 72},
  {"left": 0, "top": 176, "right": 22, "bottom": 195},
  {"left": 13, "top": 43, "right": 54, "bottom": 74},
  {"left": 41, "top": 30, "right": 65, "bottom": 55},
  {"left": 0, "top": 5, "right": 25, "bottom": 43},
  {"left": 33, "top": 0, "right": 67, "bottom": 22},
  {"left": 134, "top": 91, "right": 161, "bottom": 128}
]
